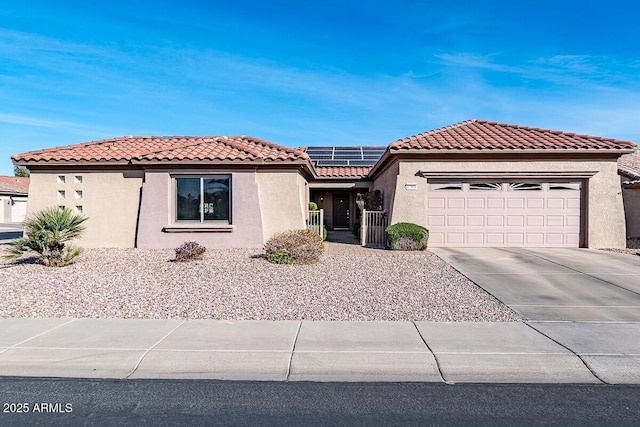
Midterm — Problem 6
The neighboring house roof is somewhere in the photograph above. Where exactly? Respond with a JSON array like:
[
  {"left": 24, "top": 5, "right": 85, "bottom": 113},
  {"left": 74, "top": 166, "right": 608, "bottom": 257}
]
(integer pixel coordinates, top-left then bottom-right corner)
[
  {"left": 0, "top": 176, "right": 29, "bottom": 196},
  {"left": 619, "top": 149, "right": 640, "bottom": 183},
  {"left": 389, "top": 119, "right": 637, "bottom": 151},
  {"left": 315, "top": 166, "right": 372, "bottom": 178},
  {"left": 12, "top": 136, "right": 308, "bottom": 165}
]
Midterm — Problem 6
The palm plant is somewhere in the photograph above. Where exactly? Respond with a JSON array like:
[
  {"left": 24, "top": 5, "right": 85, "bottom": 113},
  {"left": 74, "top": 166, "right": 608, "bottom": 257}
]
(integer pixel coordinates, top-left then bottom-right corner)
[{"left": 4, "top": 207, "right": 88, "bottom": 267}]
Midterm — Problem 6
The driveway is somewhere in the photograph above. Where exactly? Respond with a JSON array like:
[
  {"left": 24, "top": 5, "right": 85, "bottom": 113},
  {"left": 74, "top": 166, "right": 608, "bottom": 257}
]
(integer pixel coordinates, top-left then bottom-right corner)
[{"left": 432, "top": 248, "right": 640, "bottom": 322}]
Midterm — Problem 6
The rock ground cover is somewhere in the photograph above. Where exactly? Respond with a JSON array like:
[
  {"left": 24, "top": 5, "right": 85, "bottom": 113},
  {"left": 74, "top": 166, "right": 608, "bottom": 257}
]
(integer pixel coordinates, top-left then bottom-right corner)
[
  {"left": 598, "top": 237, "right": 640, "bottom": 256},
  {"left": 0, "top": 248, "right": 520, "bottom": 321}
]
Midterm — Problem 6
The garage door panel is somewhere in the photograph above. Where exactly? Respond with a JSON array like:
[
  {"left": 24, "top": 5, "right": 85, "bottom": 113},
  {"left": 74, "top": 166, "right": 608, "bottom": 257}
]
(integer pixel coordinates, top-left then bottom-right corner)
[
  {"left": 467, "top": 198, "right": 485, "bottom": 209},
  {"left": 547, "top": 216, "right": 564, "bottom": 227},
  {"left": 447, "top": 198, "right": 465, "bottom": 209},
  {"left": 506, "top": 233, "right": 525, "bottom": 244},
  {"left": 527, "top": 216, "right": 544, "bottom": 226},
  {"left": 526, "top": 233, "right": 545, "bottom": 245},
  {"left": 428, "top": 233, "right": 445, "bottom": 245},
  {"left": 567, "top": 198, "right": 581, "bottom": 209},
  {"left": 507, "top": 216, "right": 525, "bottom": 227},
  {"left": 546, "top": 234, "right": 564, "bottom": 245},
  {"left": 527, "top": 198, "right": 544, "bottom": 209},
  {"left": 486, "top": 233, "right": 504, "bottom": 244},
  {"left": 428, "top": 198, "right": 445, "bottom": 209},
  {"left": 547, "top": 198, "right": 564, "bottom": 209},
  {"left": 447, "top": 233, "right": 464, "bottom": 244},
  {"left": 447, "top": 215, "right": 464, "bottom": 226},
  {"left": 427, "top": 181, "right": 582, "bottom": 248},
  {"left": 427, "top": 215, "right": 445, "bottom": 227},
  {"left": 567, "top": 216, "right": 580, "bottom": 227},
  {"left": 487, "top": 215, "right": 504, "bottom": 226},
  {"left": 507, "top": 199, "right": 525, "bottom": 209},
  {"left": 566, "top": 234, "right": 580, "bottom": 245},
  {"left": 467, "top": 215, "right": 484, "bottom": 226},
  {"left": 487, "top": 199, "right": 504, "bottom": 209}
]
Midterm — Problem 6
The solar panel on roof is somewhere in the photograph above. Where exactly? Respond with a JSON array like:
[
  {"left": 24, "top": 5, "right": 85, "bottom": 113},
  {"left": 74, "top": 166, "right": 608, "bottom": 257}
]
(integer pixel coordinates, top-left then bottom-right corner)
[
  {"left": 305, "top": 145, "right": 385, "bottom": 167},
  {"left": 317, "top": 159, "right": 349, "bottom": 166}
]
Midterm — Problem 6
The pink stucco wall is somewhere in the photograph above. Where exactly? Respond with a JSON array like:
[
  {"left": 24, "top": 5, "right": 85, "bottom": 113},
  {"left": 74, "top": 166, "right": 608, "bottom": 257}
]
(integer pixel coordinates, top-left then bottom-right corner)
[{"left": 136, "top": 169, "right": 265, "bottom": 248}]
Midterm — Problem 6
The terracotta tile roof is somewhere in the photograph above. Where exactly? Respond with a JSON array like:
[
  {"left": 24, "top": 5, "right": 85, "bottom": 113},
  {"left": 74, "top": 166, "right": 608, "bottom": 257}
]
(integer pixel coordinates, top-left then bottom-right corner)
[
  {"left": 12, "top": 136, "right": 308, "bottom": 164},
  {"left": 390, "top": 120, "right": 637, "bottom": 151},
  {"left": 0, "top": 176, "right": 30, "bottom": 190},
  {"left": 315, "top": 166, "right": 372, "bottom": 178},
  {"left": 0, "top": 176, "right": 29, "bottom": 195},
  {"left": 619, "top": 149, "right": 640, "bottom": 181}
]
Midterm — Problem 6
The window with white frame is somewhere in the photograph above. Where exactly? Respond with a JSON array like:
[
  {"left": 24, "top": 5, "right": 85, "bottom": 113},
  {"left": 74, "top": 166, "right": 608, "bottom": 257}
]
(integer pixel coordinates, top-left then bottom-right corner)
[{"left": 174, "top": 176, "right": 231, "bottom": 223}]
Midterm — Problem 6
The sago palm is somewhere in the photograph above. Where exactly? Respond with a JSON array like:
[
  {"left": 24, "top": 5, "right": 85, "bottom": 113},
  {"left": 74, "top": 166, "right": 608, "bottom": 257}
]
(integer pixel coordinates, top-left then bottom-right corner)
[{"left": 4, "top": 207, "right": 88, "bottom": 267}]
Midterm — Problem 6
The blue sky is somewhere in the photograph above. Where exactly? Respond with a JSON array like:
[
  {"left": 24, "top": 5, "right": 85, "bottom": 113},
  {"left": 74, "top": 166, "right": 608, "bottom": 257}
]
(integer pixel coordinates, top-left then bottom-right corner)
[{"left": 1, "top": 0, "right": 639, "bottom": 175}]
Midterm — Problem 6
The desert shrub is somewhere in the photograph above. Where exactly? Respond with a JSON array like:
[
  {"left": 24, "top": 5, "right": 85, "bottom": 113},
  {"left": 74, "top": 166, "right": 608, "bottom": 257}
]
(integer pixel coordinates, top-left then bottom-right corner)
[
  {"left": 174, "top": 241, "right": 206, "bottom": 262},
  {"left": 308, "top": 201, "right": 318, "bottom": 211},
  {"left": 4, "top": 206, "right": 87, "bottom": 267},
  {"left": 352, "top": 220, "right": 361, "bottom": 238},
  {"left": 386, "top": 222, "right": 429, "bottom": 251},
  {"left": 264, "top": 229, "right": 325, "bottom": 264}
]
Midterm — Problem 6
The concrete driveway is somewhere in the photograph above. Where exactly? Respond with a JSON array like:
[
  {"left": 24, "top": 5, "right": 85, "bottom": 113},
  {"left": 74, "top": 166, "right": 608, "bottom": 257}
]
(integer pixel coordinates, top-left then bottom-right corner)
[{"left": 432, "top": 248, "right": 640, "bottom": 322}]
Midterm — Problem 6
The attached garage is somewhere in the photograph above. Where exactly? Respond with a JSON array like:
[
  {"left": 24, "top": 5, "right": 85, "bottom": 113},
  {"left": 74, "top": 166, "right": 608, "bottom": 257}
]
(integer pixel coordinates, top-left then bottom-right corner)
[
  {"left": 426, "top": 181, "right": 582, "bottom": 247},
  {"left": 370, "top": 120, "right": 636, "bottom": 249}
]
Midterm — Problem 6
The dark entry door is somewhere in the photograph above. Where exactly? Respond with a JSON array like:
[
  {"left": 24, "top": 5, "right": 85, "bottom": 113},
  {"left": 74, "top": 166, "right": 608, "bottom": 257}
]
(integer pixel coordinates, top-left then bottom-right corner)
[{"left": 333, "top": 193, "right": 350, "bottom": 229}]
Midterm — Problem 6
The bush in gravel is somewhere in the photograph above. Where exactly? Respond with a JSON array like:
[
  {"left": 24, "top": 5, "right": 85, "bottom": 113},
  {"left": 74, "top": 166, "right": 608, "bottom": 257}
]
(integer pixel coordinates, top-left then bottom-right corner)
[
  {"left": 264, "top": 229, "right": 325, "bottom": 264},
  {"left": 174, "top": 241, "right": 206, "bottom": 262},
  {"left": 4, "top": 206, "right": 87, "bottom": 267},
  {"left": 386, "top": 222, "right": 429, "bottom": 251}
]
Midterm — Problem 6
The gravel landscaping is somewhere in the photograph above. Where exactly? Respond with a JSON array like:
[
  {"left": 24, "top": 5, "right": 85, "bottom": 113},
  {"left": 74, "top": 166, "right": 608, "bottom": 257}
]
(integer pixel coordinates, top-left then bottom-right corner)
[
  {"left": 598, "top": 237, "right": 640, "bottom": 256},
  {"left": 0, "top": 247, "right": 520, "bottom": 321}
]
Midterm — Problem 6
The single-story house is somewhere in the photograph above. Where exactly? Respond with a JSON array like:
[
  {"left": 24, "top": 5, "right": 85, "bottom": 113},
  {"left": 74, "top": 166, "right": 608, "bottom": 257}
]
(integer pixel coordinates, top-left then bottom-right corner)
[
  {"left": 12, "top": 120, "right": 636, "bottom": 249},
  {"left": 0, "top": 176, "right": 29, "bottom": 223},
  {"left": 618, "top": 149, "right": 640, "bottom": 238}
]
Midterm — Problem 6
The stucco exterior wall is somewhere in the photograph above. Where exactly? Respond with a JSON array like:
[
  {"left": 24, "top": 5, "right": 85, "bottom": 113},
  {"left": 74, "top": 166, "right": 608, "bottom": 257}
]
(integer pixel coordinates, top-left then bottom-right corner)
[
  {"left": 379, "top": 158, "right": 626, "bottom": 248},
  {"left": 256, "top": 170, "right": 307, "bottom": 241},
  {"left": 311, "top": 190, "right": 334, "bottom": 229},
  {"left": 622, "top": 186, "right": 640, "bottom": 238},
  {"left": 370, "top": 161, "right": 400, "bottom": 220},
  {"left": 136, "top": 169, "right": 266, "bottom": 249},
  {"left": 25, "top": 170, "right": 143, "bottom": 248}
]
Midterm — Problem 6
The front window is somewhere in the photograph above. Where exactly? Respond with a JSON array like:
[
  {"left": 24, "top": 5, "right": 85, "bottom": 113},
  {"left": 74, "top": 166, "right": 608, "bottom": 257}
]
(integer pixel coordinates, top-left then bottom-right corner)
[{"left": 175, "top": 176, "right": 231, "bottom": 223}]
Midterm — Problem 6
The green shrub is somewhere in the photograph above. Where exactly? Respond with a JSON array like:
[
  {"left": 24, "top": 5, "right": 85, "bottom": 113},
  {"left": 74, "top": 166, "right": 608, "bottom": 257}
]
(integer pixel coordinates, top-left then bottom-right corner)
[
  {"left": 322, "top": 225, "right": 327, "bottom": 241},
  {"left": 4, "top": 206, "right": 87, "bottom": 267},
  {"left": 265, "top": 229, "right": 325, "bottom": 264},
  {"left": 352, "top": 221, "right": 361, "bottom": 238},
  {"left": 174, "top": 241, "right": 206, "bottom": 262},
  {"left": 386, "top": 222, "right": 429, "bottom": 251},
  {"left": 308, "top": 201, "right": 318, "bottom": 211}
]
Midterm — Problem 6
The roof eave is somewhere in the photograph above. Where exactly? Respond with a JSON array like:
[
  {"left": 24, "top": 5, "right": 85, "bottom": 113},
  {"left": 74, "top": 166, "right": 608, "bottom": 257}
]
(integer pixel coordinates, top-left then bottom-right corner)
[
  {"left": 12, "top": 159, "right": 133, "bottom": 167},
  {"left": 388, "top": 147, "right": 637, "bottom": 154}
]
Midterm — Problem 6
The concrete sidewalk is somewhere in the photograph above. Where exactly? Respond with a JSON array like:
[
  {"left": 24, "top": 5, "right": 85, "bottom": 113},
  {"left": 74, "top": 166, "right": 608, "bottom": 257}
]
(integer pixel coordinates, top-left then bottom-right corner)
[{"left": 1, "top": 318, "right": 639, "bottom": 384}]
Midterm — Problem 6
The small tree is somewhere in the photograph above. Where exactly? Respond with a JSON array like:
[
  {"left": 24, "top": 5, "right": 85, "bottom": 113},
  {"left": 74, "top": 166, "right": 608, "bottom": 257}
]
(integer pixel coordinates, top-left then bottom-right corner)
[
  {"left": 14, "top": 166, "right": 30, "bottom": 177},
  {"left": 4, "top": 207, "right": 87, "bottom": 267}
]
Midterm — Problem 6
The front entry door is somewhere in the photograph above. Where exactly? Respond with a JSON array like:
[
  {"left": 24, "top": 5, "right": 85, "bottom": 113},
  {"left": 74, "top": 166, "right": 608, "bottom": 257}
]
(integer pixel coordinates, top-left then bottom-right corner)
[{"left": 333, "top": 193, "right": 350, "bottom": 229}]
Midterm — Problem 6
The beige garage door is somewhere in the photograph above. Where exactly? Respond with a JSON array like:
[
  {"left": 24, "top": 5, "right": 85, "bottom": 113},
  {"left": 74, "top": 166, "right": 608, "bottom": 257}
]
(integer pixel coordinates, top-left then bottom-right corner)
[{"left": 427, "top": 182, "right": 582, "bottom": 247}]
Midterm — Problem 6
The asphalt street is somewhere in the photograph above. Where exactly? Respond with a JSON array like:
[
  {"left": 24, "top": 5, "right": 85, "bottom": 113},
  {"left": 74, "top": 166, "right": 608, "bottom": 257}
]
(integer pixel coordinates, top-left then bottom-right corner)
[{"left": 2, "top": 378, "right": 640, "bottom": 426}]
